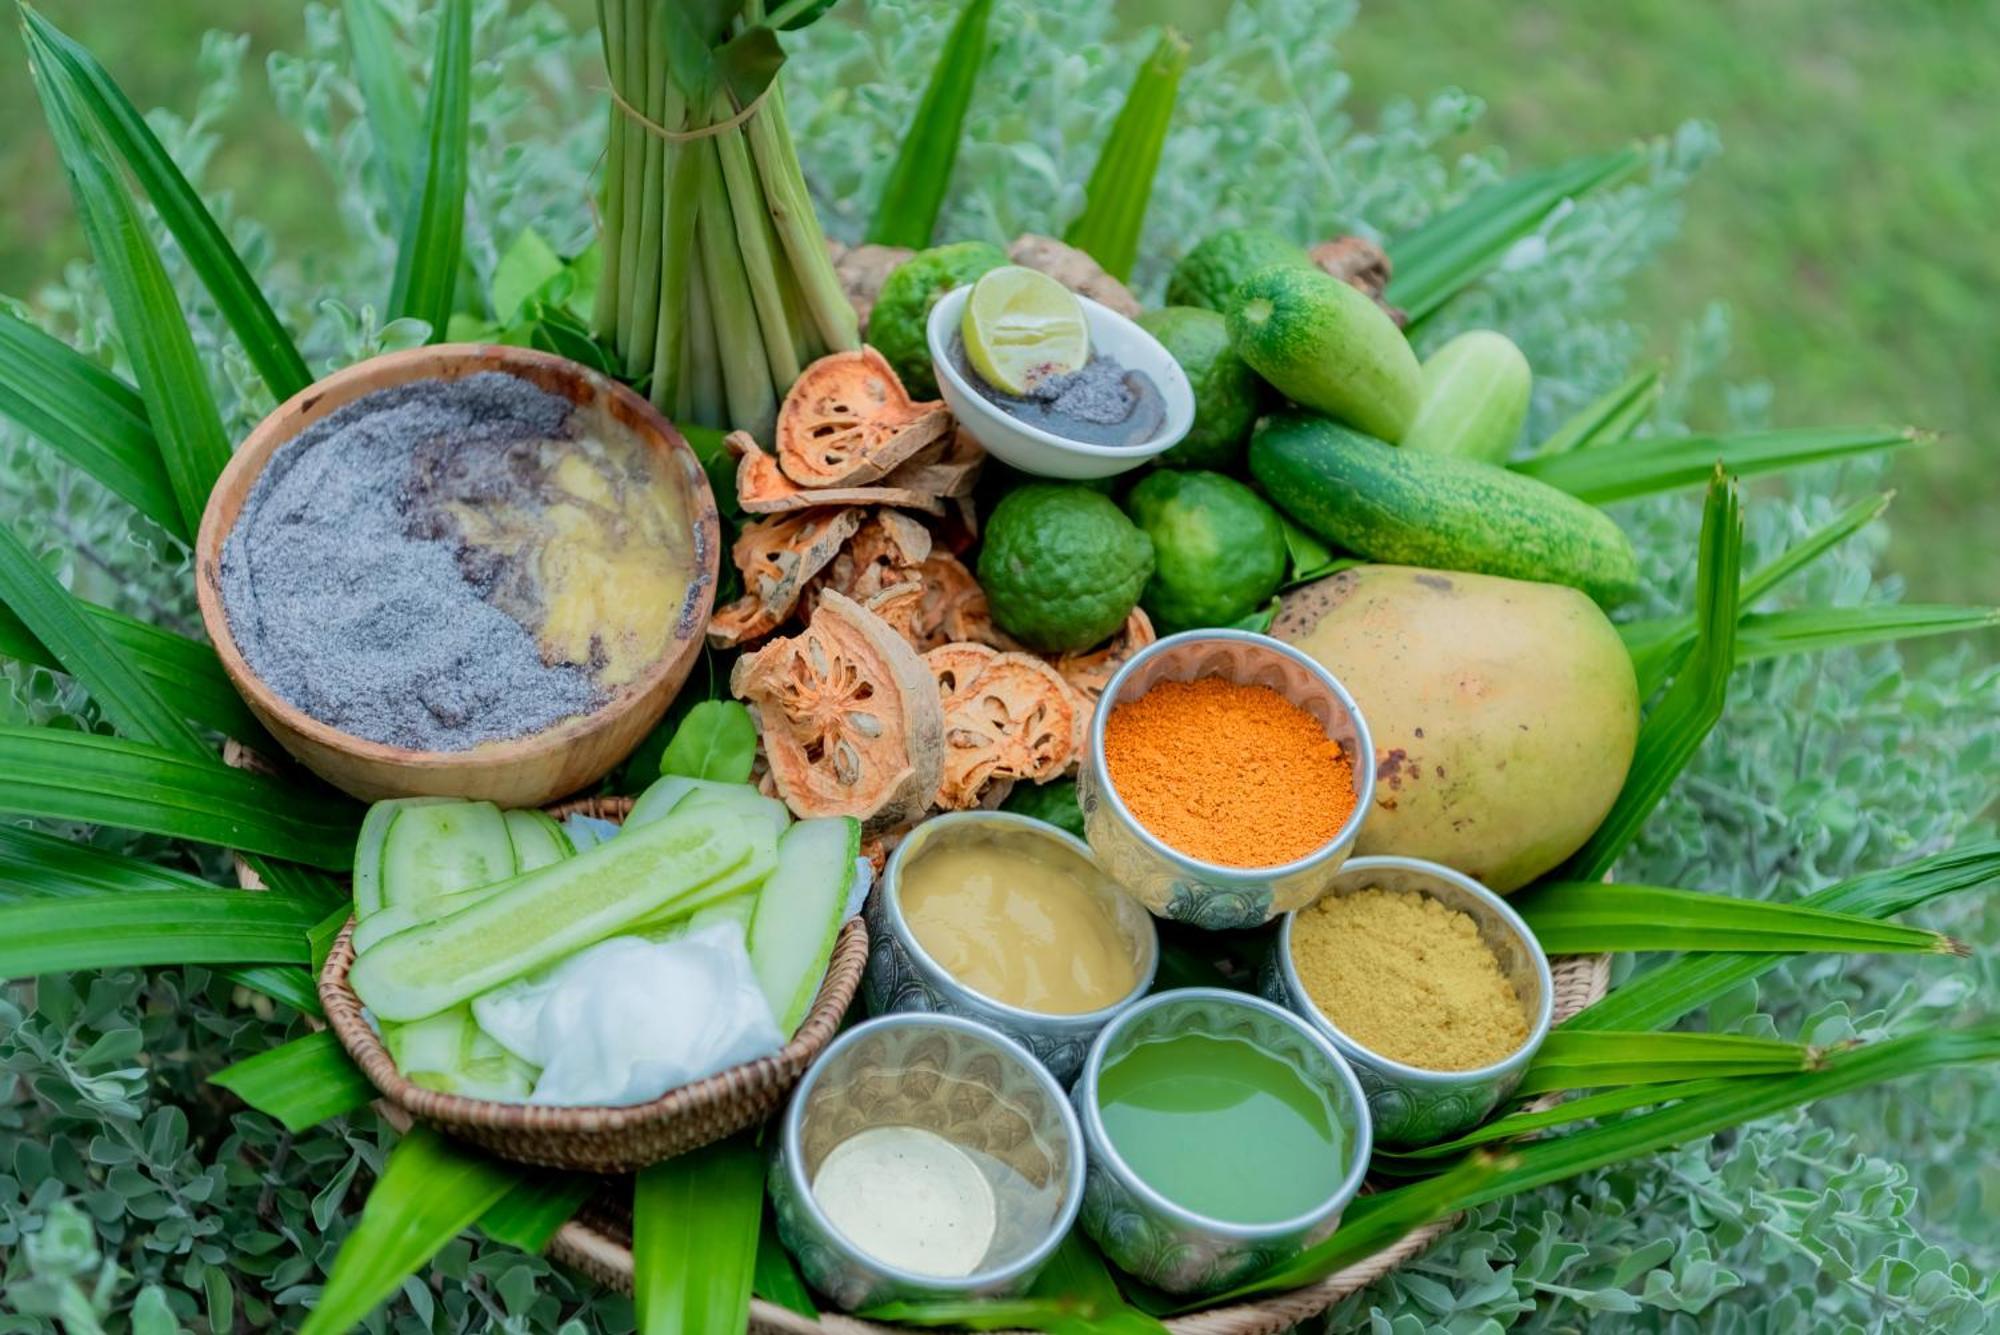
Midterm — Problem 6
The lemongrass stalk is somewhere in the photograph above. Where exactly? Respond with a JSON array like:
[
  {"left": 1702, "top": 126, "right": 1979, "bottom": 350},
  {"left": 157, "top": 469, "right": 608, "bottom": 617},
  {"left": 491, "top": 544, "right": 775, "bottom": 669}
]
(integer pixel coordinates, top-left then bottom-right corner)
[
  {"left": 745, "top": 84, "right": 859, "bottom": 352},
  {"left": 590, "top": 0, "right": 625, "bottom": 340},
  {"left": 714, "top": 110, "right": 802, "bottom": 387},
  {"left": 681, "top": 252, "right": 723, "bottom": 426},
  {"left": 695, "top": 140, "right": 777, "bottom": 436},
  {"left": 614, "top": 0, "right": 651, "bottom": 362},
  {"left": 649, "top": 121, "right": 703, "bottom": 415},
  {"left": 624, "top": 50, "right": 683, "bottom": 378}
]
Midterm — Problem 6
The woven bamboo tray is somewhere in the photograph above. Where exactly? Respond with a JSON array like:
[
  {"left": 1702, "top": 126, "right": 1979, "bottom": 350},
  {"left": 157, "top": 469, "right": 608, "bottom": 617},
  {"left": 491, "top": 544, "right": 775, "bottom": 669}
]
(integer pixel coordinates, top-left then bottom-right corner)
[{"left": 543, "top": 951, "right": 1611, "bottom": 1333}]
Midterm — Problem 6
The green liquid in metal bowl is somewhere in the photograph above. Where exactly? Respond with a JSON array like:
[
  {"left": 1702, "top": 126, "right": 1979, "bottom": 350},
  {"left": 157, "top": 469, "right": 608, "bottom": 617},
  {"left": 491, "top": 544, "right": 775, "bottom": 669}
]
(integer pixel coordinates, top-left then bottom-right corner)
[{"left": 1095, "top": 1032, "right": 1349, "bottom": 1225}]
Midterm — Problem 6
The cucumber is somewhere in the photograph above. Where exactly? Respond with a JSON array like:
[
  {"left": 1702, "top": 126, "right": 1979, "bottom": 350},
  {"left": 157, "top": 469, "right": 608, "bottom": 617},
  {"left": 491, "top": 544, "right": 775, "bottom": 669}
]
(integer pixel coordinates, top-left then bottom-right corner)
[
  {"left": 381, "top": 801, "right": 515, "bottom": 912},
  {"left": 642, "top": 889, "right": 760, "bottom": 945},
  {"left": 351, "top": 797, "right": 454, "bottom": 919},
  {"left": 746, "top": 817, "right": 860, "bottom": 1035},
  {"left": 503, "top": 809, "right": 574, "bottom": 873},
  {"left": 1248, "top": 411, "right": 1641, "bottom": 606},
  {"left": 390, "top": 1008, "right": 537, "bottom": 1100},
  {"left": 624, "top": 775, "right": 702, "bottom": 828},
  {"left": 630, "top": 824, "right": 779, "bottom": 930},
  {"left": 350, "top": 806, "right": 758, "bottom": 1021},
  {"left": 1228, "top": 265, "right": 1421, "bottom": 443},
  {"left": 672, "top": 782, "right": 790, "bottom": 841},
  {"left": 1402, "top": 330, "right": 1532, "bottom": 464}
]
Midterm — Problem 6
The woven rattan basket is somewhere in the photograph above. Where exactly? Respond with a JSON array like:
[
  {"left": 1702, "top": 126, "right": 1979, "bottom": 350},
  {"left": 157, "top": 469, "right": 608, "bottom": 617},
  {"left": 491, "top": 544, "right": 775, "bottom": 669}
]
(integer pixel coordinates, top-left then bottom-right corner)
[
  {"left": 542, "top": 950, "right": 1612, "bottom": 1333},
  {"left": 314, "top": 794, "right": 870, "bottom": 1174}
]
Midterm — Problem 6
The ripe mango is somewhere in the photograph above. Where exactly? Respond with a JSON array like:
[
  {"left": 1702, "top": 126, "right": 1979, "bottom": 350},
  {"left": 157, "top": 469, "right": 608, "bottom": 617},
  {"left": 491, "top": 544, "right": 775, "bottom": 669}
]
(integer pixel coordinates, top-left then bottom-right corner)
[{"left": 1275, "top": 564, "right": 1638, "bottom": 891}]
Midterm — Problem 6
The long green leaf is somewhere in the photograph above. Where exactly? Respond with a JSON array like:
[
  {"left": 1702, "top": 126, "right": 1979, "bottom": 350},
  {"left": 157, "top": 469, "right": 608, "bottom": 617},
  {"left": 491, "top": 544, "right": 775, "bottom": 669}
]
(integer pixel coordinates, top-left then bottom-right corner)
[
  {"left": 863, "top": 1233, "right": 1171, "bottom": 1333},
  {"left": 1736, "top": 603, "right": 2000, "bottom": 663},
  {"left": 1516, "top": 1030, "right": 1814, "bottom": 1097},
  {"left": 1531, "top": 366, "right": 1662, "bottom": 457},
  {"left": 217, "top": 965, "right": 324, "bottom": 1017},
  {"left": 0, "top": 889, "right": 325, "bottom": 976},
  {"left": 0, "top": 821, "right": 215, "bottom": 900},
  {"left": 1513, "top": 880, "right": 1959, "bottom": 956},
  {"left": 0, "top": 308, "right": 180, "bottom": 536},
  {"left": 865, "top": 0, "right": 993, "bottom": 248},
  {"left": 22, "top": 7, "right": 309, "bottom": 400},
  {"left": 1375, "top": 1079, "right": 1734, "bottom": 1167},
  {"left": 0, "top": 526, "right": 209, "bottom": 754},
  {"left": 1061, "top": 28, "right": 1189, "bottom": 283},
  {"left": 343, "top": 0, "right": 425, "bottom": 210},
  {"left": 753, "top": 1208, "right": 817, "bottom": 1318},
  {"left": 1386, "top": 146, "right": 1643, "bottom": 326},
  {"left": 387, "top": 0, "right": 473, "bottom": 337},
  {"left": 1513, "top": 425, "right": 1923, "bottom": 505},
  {"left": 23, "top": 17, "right": 234, "bottom": 537},
  {"left": 633, "top": 1135, "right": 763, "bottom": 1335},
  {"left": 1560, "top": 469, "right": 1740, "bottom": 882},
  {"left": 478, "top": 1172, "right": 597, "bottom": 1254},
  {"left": 1570, "top": 841, "right": 2000, "bottom": 1032},
  {"left": 300, "top": 1127, "right": 519, "bottom": 1335},
  {"left": 210, "top": 1031, "right": 373, "bottom": 1132},
  {"left": 0, "top": 726, "right": 360, "bottom": 868},
  {"left": 0, "top": 596, "right": 261, "bottom": 741}
]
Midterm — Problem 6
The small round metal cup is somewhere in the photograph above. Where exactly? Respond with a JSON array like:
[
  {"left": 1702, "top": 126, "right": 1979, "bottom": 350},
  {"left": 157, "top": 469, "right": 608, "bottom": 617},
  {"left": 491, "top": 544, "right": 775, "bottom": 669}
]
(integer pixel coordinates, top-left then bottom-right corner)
[
  {"left": 1267, "top": 855, "right": 1555, "bottom": 1148},
  {"left": 1072, "top": 988, "right": 1373, "bottom": 1296},
  {"left": 1077, "top": 629, "right": 1375, "bottom": 930},
  {"left": 864, "top": 811, "right": 1159, "bottom": 1083},
  {"left": 770, "top": 1014, "right": 1086, "bottom": 1312}
]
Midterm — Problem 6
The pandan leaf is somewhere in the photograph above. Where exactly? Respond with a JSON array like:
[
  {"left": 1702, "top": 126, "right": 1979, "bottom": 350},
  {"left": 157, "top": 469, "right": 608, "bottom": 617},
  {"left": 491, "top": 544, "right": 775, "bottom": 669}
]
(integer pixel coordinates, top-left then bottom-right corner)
[
  {"left": 1374, "top": 1079, "right": 1734, "bottom": 1167},
  {"left": 0, "top": 526, "right": 209, "bottom": 755},
  {"left": 633, "top": 1135, "right": 764, "bottom": 1335},
  {"left": 1735, "top": 603, "right": 1999, "bottom": 663},
  {"left": 24, "top": 27, "right": 233, "bottom": 537},
  {"left": 211, "top": 1031, "right": 373, "bottom": 1132},
  {"left": 1516, "top": 1030, "right": 1817, "bottom": 1097},
  {"left": 0, "top": 889, "right": 327, "bottom": 976},
  {"left": 0, "top": 309, "right": 180, "bottom": 537},
  {"left": 1513, "top": 879, "right": 1960, "bottom": 956},
  {"left": 1062, "top": 28, "right": 1190, "bottom": 283},
  {"left": 753, "top": 1209, "right": 817, "bottom": 1318},
  {"left": 863, "top": 1233, "right": 1171, "bottom": 1332},
  {"left": 0, "top": 822, "right": 217, "bottom": 902},
  {"left": 300, "top": 1127, "right": 521, "bottom": 1335},
  {"left": 1531, "top": 365, "right": 1662, "bottom": 457},
  {"left": 1560, "top": 468, "right": 1740, "bottom": 882},
  {"left": 21, "top": 8, "right": 309, "bottom": 401},
  {"left": 387, "top": 0, "right": 473, "bottom": 338},
  {"left": 1512, "top": 425, "right": 1923, "bottom": 505},
  {"left": 240, "top": 855, "right": 350, "bottom": 907},
  {"left": 478, "top": 1172, "right": 598, "bottom": 1253},
  {"left": 1570, "top": 841, "right": 2000, "bottom": 1033},
  {"left": 866, "top": 0, "right": 994, "bottom": 248},
  {"left": 1387, "top": 146, "right": 1643, "bottom": 327},
  {"left": 0, "top": 725, "right": 361, "bottom": 869},
  {"left": 217, "top": 965, "right": 324, "bottom": 1017},
  {"left": 342, "top": 0, "right": 425, "bottom": 208}
]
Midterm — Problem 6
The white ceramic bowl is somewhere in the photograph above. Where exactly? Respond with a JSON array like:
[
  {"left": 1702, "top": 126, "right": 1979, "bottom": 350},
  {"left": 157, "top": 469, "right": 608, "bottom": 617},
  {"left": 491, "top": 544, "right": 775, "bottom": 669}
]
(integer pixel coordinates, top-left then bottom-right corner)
[{"left": 927, "top": 285, "right": 1193, "bottom": 480}]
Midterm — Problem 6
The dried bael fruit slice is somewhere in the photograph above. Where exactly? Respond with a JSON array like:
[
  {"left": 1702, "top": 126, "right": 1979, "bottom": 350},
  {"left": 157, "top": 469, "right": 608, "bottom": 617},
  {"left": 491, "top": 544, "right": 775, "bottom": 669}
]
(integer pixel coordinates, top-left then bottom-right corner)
[
  {"left": 880, "top": 425, "right": 985, "bottom": 499},
  {"left": 776, "top": 347, "right": 954, "bottom": 488},
  {"left": 708, "top": 507, "right": 864, "bottom": 649},
  {"left": 732, "top": 589, "right": 945, "bottom": 833},
  {"left": 1052, "top": 606, "right": 1157, "bottom": 706},
  {"left": 733, "top": 431, "right": 945, "bottom": 516},
  {"left": 926, "top": 646, "right": 1080, "bottom": 810}
]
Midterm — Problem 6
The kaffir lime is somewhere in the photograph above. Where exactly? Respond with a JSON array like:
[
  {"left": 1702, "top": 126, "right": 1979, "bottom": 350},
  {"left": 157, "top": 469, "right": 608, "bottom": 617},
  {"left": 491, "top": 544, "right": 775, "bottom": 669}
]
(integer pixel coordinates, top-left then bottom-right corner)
[{"left": 978, "top": 485, "right": 1154, "bottom": 653}]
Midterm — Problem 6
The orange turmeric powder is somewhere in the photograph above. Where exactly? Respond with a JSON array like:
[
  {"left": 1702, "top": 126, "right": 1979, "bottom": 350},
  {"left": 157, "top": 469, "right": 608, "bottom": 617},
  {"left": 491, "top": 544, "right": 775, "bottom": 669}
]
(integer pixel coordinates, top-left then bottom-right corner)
[{"left": 1102, "top": 677, "right": 1357, "bottom": 867}]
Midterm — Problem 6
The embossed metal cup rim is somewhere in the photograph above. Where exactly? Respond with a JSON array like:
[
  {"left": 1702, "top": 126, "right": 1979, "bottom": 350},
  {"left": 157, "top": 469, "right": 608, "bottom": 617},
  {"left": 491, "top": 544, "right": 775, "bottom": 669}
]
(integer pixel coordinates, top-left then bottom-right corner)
[
  {"left": 880, "top": 810, "right": 1161, "bottom": 1029},
  {"left": 1086, "top": 630, "right": 1377, "bottom": 883},
  {"left": 1075, "top": 988, "right": 1373, "bottom": 1242},
  {"left": 1276, "top": 855, "right": 1556, "bottom": 1089},
  {"left": 778, "top": 1013, "right": 1086, "bottom": 1297}
]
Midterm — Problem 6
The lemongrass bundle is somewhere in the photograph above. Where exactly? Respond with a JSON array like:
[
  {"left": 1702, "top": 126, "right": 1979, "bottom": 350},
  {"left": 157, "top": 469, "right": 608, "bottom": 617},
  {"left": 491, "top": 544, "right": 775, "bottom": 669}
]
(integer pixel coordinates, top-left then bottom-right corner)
[{"left": 592, "top": 0, "right": 857, "bottom": 439}]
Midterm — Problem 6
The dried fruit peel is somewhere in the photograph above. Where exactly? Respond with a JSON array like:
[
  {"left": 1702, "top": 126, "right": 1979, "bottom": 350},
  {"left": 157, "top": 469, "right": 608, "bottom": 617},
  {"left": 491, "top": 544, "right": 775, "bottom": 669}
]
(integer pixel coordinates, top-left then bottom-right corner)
[
  {"left": 732, "top": 430, "right": 945, "bottom": 516},
  {"left": 776, "top": 347, "right": 953, "bottom": 488}
]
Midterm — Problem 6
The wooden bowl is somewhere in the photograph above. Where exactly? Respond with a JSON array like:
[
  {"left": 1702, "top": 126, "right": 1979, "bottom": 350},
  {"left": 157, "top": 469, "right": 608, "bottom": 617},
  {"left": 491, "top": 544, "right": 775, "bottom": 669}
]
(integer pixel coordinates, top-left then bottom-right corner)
[{"left": 194, "top": 344, "right": 720, "bottom": 807}]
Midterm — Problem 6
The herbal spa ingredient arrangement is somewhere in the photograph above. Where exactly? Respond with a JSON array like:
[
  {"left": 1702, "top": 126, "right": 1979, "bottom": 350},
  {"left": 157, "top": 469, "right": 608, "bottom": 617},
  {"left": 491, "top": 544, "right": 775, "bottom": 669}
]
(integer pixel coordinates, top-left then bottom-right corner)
[{"left": 2, "top": 3, "right": 1993, "bottom": 1334}]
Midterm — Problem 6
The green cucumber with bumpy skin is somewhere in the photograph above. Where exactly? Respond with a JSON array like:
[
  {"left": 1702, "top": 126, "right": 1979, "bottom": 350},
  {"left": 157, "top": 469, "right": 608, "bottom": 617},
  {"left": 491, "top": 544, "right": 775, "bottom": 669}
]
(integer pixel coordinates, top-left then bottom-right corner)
[
  {"left": 351, "top": 807, "right": 758, "bottom": 1021},
  {"left": 1402, "top": 329, "right": 1532, "bottom": 463},
  {"left": 1228, "top": 264, "right": 1421, "bottom": 442},
  {"left": 747, "top": 817, "right": 860, "bottom": 1035},
  {"left": 1248, "top": 411, "right": 1641, "bottom": 605}
]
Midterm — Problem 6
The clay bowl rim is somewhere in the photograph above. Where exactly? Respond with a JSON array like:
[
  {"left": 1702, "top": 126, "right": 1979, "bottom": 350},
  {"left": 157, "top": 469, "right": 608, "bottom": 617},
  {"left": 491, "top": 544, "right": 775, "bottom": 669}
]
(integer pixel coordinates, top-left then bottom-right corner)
[{"left": 192, "top": 342, "right": 721, "bottom": 773}]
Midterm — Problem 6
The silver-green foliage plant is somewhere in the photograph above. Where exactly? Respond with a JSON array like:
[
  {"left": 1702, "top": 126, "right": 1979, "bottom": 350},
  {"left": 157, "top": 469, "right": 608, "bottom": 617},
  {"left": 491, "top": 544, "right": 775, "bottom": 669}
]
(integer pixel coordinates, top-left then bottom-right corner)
[{"left": 1, "top": 2, "right": 1993, "bottom": 1332}]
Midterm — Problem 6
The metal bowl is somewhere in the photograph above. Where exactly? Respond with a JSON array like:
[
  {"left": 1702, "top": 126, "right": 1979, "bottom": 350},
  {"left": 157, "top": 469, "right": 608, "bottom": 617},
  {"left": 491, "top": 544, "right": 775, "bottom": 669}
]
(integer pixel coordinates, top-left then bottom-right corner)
[
  {"left": 1072, "top": 988, "right": 1373, "bottom": 1296},
  {"left": 864, "top": 811, "right": 1159, "bottom": 1083},
  {"left": 1077, "top": 629, "right": 1375, "bottom": 930},
  {"left": 1266, "top": 855, "right": 1555, "bottom": 1148},
  {"left": 770, "top": 1014, "right": 1085, "bottom": 1312}
]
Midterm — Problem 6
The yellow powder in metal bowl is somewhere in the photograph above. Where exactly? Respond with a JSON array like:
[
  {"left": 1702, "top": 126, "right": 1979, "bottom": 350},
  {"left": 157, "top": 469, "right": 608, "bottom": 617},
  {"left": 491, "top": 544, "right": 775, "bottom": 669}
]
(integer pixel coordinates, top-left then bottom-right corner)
[{"left": 1289, "top": 887, "right": 1528, "bottom": 1071}]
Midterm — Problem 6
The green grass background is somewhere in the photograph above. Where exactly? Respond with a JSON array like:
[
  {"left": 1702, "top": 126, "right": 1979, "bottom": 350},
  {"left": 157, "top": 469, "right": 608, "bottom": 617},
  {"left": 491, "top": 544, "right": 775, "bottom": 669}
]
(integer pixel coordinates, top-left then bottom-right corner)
[{"left": 1, "top": 0, "right": 1991, "bottom": 609}]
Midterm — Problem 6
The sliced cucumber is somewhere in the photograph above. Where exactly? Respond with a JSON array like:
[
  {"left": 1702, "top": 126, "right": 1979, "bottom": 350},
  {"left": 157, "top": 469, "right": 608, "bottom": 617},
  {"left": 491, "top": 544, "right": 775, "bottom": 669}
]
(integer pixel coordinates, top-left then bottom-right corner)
[
  {"left": 350, "top": 807, "right": 759, "bottom": 1021},
  {"left": 352, "top": 797, "right": 454, "bottom": 920},
  {"left": 389, "top": 1007, "right": 538, "bottom": 1100},
  {"left": 623, "top": 775, "right": 703, "bottom": 829},
  {"left": 747, "top": 817, "right": 860, "bottom": 1035},
  {"left": 673, "top": 782, "right": 791, "bottom": 842},
  {"left": 640, "top": 882, "right": 761, "bottom": 944},
  {"left": 381, "top": 801, "right": 515, "bottom": 912},
  {"left": 503, "top": 809, "right": 574, "bottom": 873},
  {"left": 630, "top": 825, "right": 778, "bottom": 932}
]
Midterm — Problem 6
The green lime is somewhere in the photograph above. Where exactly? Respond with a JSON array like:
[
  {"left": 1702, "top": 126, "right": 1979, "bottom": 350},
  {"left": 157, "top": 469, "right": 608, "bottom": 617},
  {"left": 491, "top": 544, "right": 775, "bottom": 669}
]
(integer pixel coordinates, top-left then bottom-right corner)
[
  {"left": 999, "top": 778, "right": 1086, "bottom": 840},
  {"left": 1124, "top": 470, "right": 1287, "bottom": 633},
  {"left": 1164, "top": 227, "right": 1313, "bottom": 313},
  {"left": 962, "top": 265, "right": 1090, "bottom": 394},
  {"left": 866, "top": 240, "right": 1008, "bottom": 397},
  {"left": 978, "top": 485, "right": 1154, "bottom": 653},
  {"left": 1138, "top": 307, "right": 1258, "bottom": 470}
]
